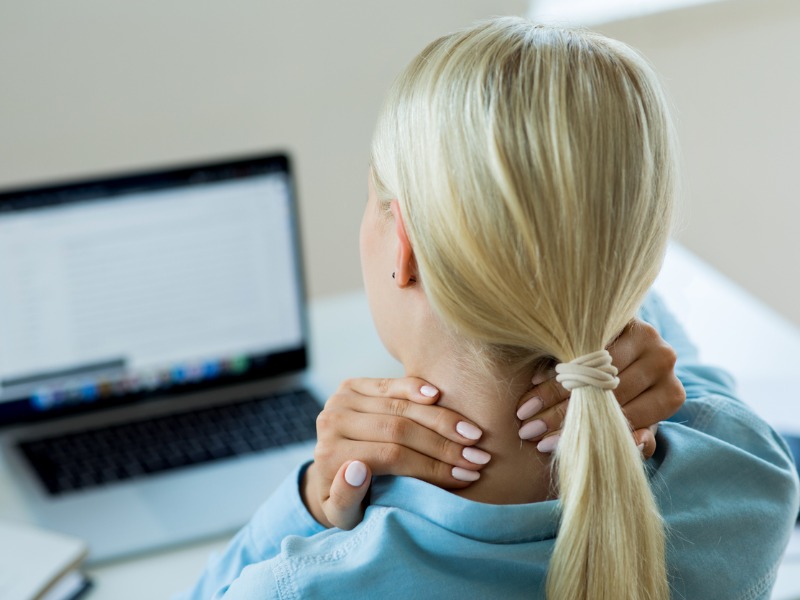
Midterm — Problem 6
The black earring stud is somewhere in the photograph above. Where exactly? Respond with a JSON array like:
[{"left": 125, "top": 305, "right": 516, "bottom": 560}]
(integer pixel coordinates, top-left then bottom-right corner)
[{"left": 392, "top": 271, "right": 417, "bottom": 283}]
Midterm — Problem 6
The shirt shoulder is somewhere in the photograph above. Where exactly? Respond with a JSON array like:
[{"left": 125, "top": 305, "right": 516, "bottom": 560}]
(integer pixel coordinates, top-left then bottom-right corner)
[{"left": 655, "top": 394, "right": 799, "bottom": 600}]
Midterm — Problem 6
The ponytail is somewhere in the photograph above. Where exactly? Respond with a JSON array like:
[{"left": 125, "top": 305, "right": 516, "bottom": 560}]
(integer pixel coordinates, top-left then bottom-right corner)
[
  {"left": 547, "top": 352, "right": 667, "bottom": 600},
  {"left": 370, "top": 17, "right": 678, "bottom": 599}
]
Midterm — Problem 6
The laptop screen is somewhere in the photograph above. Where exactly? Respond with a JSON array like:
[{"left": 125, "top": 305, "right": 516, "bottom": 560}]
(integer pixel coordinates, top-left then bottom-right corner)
[{"left": 0, "top": 154, "right": 307, "bottom": 425}]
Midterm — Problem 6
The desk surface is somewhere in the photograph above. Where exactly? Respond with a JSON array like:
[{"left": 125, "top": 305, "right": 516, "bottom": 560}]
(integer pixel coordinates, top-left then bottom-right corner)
[{"left": 1, "top": 244, "right": 798, "bottom": 599}]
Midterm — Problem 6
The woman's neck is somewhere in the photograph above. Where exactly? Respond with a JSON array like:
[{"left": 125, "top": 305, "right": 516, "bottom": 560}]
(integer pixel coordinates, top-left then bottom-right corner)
[{"left": 403, "top": 347, "right": 555, "bottom": 505}]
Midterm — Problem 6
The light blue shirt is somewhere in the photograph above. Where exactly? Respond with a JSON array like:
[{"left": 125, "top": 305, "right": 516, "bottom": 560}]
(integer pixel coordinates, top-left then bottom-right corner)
[{"left": 177, "top": 293, "right": 800, "bottom": 599}]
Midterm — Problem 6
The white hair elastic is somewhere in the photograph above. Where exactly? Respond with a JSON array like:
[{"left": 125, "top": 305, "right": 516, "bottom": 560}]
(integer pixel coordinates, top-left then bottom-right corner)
[{"left": 555, "top": 349, "right": 620, "bottom": 391}]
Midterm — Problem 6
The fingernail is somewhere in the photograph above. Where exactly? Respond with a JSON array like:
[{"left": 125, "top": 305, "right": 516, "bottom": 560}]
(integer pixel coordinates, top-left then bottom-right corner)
[
  {"left": 420, "top": 385, "right": 438, "bottom": 398},
  {"left": 519, "top": 419, "right": 547, "bottom": 440},
  {"left": 462, "top": 446, "right": 491, "bottom": 465},
  {"left": 537, "top": 435, "right": 561, "bottom": 453},
  {"left": 516, "top": 397, "right": 543, "bottom": 420},
  {"left": 452, "top": 466, "right": 480, "bottom": 482},
  {"left": 531, "top": 373, "right": 548, "bottom": 386},
  {"left": 456, "top": 421, "right": 482, "bottom": 440},
  {"left": 344, "top": 461, "right": 368, "bottom": 487},
  {"left": 637, "top": 443, "right": 645, "bottom": 453}
]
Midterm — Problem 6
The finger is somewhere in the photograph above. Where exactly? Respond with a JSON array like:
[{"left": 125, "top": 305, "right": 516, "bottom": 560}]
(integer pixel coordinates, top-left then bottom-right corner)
[
  {"left": 326, "top": 410, "right": 491, "bottom": 470},
  {"left": 328, "top": 395, "right": 484, "bottom": 445},
  {"left": 341, "top": 377, "right": 441, "bottom": 405},
  {"left": 518, "top": 359, "right": 653, "bottom": 438},
  {"left": 532, "top": 425, "right": 659, "bottom": 459},
  {"left": 517, "top": 319, "right": 660, "bottom": 420},
  {"left": 518, "top": 357, "right": 676, "bottom": 442},
  {"left": 517, "top": 370, "right": 563, "bottom": 421},
  {"left": 314, "top": 437, "right": 479, "bottom": 489},
  {"left": 606, "top": 319, "right": 657, "bottom": 373},
  {"left": 343, "top": 440, "right": 480, "bottom": 488},
  {"left": 618, "top": 377, "right": 684, "bottom": 432},
  {"left": 633, "top": 425, "right": 658, "bottom": 459},
  {"left": 535, "top": 431, "right": 561, "bottom": 454},
  {"left": 613, "top": 343, "right": 678, "bottom": 409},
  {"left": 530, "top": 370, "right": 550, "bottom": 386},
  {"left": 322, "top": 461, "right": 371, "bottom": 530},
  {"left": 518, "top": 399, "right": 568, "bottom": 442}
]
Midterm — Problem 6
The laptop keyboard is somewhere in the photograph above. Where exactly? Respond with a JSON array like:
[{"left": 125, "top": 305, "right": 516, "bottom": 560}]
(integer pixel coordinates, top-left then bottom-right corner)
[{"left": 17, "top": 389, "right": 320, "bottom": 496}]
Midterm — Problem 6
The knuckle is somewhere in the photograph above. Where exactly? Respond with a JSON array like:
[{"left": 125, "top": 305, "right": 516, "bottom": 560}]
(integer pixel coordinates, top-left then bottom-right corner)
[
  {"left": 384, "top": 417, "right": 409, "bottom": 441},
  {"left": 431, "top": 408, "right": 451, "bottom": 433},
  {"left": 546, "top": 378, "right": 566, "bottom": 404},
  {"left": 433, "top": 460, "right": 451, "bottom": 483},
  {"left": 388, "top": 397, "right": 407, "bottom": 418},
  {"left": 639, "top": 321, "right": 660, "bottom": 341},
  {"left": 327, "top": 487, "right": 350, "bottom": 512},
  {"left": 315, "top": 409, "right": 330, "bottom": 426},
  {"left": 653, "top": 345, "right": 675, "bottom": 372},
  {"left": 315, "top": 409, "right": 335, "bottom": 432},
  {"left": 662, "top": 343, "right": 678, "bottom": 369},
  {"left": 326, "top": 391, "right": 347, "bottom": 410},
  {"left": 552, "top": 402, "right": 568, "bottom": 423},
  {"left": 338, "top": 378, "right": 355, "bottom": 393},
  {"left": 436, "top": 436, "right": 454, "bottom": 461},
  {"left": 313, "top": 442, "right": 333, "bottom": 465},
  {"left": 378, "top": 444, "right": 403, "bottom": 466},
  {"left": 671, "top": 375, "right": 687, "bottom": 406},
  {"left": 377, "top": 378, "right": 390, "bottom": 395}
]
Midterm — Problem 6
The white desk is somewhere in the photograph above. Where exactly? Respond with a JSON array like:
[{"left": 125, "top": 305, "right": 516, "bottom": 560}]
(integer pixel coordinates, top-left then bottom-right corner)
[{"left": 1, "top": 244, "right": 798, "bottom": 599}]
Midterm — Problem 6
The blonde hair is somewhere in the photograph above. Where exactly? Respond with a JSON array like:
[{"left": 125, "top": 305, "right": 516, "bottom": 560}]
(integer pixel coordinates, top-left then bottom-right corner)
[{"left": 371, "top": 18, "right": 676, "bottom": 600}]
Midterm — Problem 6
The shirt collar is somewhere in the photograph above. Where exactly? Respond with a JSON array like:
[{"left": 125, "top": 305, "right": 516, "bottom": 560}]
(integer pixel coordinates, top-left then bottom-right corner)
[{"left": 369, "top": 475, "right": 560, "bottom": 544}]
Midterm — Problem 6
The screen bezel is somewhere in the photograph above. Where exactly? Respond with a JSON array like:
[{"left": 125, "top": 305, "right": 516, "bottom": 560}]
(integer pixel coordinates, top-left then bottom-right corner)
[{"left": 0, "top": 152, "right": 310, "bottom": 427}]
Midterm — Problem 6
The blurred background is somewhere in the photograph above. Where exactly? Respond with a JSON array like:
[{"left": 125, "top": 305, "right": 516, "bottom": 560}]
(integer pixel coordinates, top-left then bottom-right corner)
[{"left": 0, "top": 0, "right": 797, "bottom": 325}]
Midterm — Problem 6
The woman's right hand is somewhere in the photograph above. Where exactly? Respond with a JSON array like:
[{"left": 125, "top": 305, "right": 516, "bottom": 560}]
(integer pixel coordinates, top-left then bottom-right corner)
[{"left": 301, "top": 377, "right": 490, "bottom": 530}]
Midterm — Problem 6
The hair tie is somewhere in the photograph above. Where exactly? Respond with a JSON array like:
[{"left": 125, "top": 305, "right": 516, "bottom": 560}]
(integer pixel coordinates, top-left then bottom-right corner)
[{"left": 555, "top": 349, "right": 620, "bottom": 391}]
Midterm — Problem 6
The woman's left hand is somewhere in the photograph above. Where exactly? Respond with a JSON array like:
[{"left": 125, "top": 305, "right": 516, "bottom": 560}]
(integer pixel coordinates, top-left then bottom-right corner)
[
  {"left": 303, "top": 376, "right": 489, "bottom": 530},
  {"left": 516, "top": 318, "right": 685, "bottom": 458}
]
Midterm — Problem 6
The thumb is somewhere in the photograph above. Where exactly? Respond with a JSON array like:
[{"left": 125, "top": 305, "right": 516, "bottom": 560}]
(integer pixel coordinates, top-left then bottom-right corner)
[{"left": 322, "top": 460, "right": 372, "bottom": 530}]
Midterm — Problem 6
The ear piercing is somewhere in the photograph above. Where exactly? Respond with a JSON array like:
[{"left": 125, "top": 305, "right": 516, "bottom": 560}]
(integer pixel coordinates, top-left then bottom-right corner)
[{"left": 392, "top": 272, "right": 417, "bottom": 283}]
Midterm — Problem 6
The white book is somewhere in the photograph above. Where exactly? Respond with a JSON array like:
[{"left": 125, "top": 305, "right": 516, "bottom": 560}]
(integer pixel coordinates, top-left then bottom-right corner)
[{"left": 0, "top": 520, "right": 89, "bottom": 600}]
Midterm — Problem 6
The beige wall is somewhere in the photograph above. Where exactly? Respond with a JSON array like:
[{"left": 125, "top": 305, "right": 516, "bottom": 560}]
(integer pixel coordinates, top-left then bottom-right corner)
[
  {"left": 0, "top": 0, "right": 527, "bottom": 299},
  {"left": 2, "top": 0, "right": 798, "bottom": 326},
  {"left": 597, "top": 0, "right": 800, "bottom": 325}
]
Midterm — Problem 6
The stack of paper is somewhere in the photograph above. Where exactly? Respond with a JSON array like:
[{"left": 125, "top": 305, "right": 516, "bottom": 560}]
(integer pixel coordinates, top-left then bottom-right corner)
[{"left": 0, "top": 520, "right": 90, "bottom": 600}]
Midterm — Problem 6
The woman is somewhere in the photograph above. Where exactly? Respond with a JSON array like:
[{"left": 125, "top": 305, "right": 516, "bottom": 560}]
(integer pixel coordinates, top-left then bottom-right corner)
[{"left": 181, "top": 18, "right": 799, "bottom": 599}]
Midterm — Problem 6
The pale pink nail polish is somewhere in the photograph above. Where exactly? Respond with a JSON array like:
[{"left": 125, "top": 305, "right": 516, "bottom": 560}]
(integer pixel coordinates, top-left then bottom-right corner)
[
  {"left": 531, "top": 373, "right": 548, "bottom": 386},
  {"left": 519, "top": 419, "right": 547, "bottom": 440},
  {"left": 456, "top": 421, "right": 482, "bottom": 440},
  {"left": 537, "top": 435, "right": 560, "bottom": 453},
  {"left": 420, "top": 385, "right": 438, "bottom": 398},
  {"left": 452, "top": 467, "right": 480, "bottom": 482},
  {"left": 517, "top": 397, "right": 543, "bottom": 420},
  {"left": 462, "top": 447, "right": 491, "bottom": 465},
  {"left": 344, "top": 461, "right": 368, "bottom": 487}
]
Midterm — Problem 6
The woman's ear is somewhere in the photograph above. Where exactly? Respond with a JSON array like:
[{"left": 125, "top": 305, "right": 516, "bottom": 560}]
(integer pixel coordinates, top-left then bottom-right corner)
[{"left": 390, "top": 200, "right": 418, "bottom": 287}]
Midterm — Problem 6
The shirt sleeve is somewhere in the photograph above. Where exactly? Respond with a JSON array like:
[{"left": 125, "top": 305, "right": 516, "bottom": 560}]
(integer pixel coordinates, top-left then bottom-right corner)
[
  {"left": 640, "top": 292, "right": 800, "bottom": 599},
  {"left": 173, "top": 461, "right": 325, "bottom": 600}
]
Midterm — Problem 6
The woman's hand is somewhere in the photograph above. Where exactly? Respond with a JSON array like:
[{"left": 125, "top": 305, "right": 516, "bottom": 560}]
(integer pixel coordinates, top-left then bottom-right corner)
[
  {"left": 303, "top": 320, "right": 684, "bottom": 528},
  {"left": 516, "top": 318, "right": 685, "bottom": 458},
  {"left": 302, "top": 377, "right": 490, "bottom": 530}
]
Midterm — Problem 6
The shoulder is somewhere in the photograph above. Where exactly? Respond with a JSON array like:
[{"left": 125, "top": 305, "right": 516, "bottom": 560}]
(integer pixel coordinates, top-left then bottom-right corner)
[
  {"left": 217, "top": 511, "right": 400, "bottom": 599},
  {"left": 654, "top": 394, "right": 799, "bottom": 599},
  {"left": 667, "top": 391, "right": 796, "bottom": 477},
  {"left": 220, "top": 488, "right": 552, "bottom": 600}
]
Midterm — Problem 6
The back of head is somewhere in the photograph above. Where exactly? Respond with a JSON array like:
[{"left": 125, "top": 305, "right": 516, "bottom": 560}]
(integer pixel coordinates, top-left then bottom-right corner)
[{"left": 371, "top": 17, "right": 677, "bottom": 600}]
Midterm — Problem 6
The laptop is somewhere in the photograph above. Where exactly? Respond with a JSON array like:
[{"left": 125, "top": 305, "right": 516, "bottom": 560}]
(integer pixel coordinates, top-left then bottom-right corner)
[{"left": 0, "top": 153, "right": 321, "bottom": 564}]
